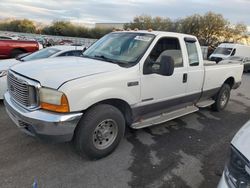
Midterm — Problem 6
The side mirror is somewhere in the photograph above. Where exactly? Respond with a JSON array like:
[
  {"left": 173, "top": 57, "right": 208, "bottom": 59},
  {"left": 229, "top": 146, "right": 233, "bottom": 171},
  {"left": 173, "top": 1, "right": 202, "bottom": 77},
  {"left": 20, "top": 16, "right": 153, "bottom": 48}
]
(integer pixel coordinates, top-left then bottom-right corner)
[
  {"left": 159, "top": 55, "right": 174, "bottom": 76},
  {"left": 82, "top": 47, "right": 87, "bottom": 52}
]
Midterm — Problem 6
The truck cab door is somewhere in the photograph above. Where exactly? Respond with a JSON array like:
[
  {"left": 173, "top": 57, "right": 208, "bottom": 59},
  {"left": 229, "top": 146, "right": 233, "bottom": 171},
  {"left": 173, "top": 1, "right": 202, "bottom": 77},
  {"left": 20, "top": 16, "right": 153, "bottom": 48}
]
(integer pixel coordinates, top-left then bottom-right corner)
[
  {"left": 136, "top": 37, "right": 188, "bottom": 118},
  {"left": 184, "top": 38, "right": 204, "bottom": 101}
]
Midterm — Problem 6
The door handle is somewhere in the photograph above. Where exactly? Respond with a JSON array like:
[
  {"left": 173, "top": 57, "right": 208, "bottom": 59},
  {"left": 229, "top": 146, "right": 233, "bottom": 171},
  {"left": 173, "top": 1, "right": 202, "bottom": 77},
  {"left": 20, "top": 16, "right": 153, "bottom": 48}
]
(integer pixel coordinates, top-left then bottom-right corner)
[{"left": 183, "top": 73, "right": 188, "bottom": 83}]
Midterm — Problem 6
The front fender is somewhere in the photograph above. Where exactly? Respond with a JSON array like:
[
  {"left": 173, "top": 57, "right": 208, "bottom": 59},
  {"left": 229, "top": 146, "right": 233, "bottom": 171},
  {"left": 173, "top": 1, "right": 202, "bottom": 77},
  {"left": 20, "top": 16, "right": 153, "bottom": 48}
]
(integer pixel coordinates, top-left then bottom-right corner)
[
  {"left": 59, "top": 69, "right": 141, "bottom": 112},
  {"left": 72, "top": 87, "right": 139, "bottom": 111}
]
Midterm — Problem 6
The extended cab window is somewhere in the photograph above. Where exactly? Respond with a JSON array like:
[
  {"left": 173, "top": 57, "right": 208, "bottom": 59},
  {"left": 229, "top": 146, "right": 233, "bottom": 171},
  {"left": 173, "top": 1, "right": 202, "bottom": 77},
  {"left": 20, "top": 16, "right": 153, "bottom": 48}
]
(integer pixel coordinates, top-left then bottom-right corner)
[
  {"left": 146, "top": 37, "right": 183, "bottom": 68},
  {"left": 185, "top": 41, "right": 199, "bottom": 66}
]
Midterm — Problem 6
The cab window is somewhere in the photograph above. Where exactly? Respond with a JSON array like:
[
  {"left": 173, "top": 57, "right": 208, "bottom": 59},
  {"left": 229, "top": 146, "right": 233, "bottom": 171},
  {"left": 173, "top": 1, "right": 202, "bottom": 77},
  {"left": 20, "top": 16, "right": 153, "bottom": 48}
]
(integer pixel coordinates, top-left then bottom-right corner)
[
  {"left": 185, "top": 41, "right": 200, "bottom": 66},
  {"left": 146, "top": 37, "right": 183, "bottom": 68}
]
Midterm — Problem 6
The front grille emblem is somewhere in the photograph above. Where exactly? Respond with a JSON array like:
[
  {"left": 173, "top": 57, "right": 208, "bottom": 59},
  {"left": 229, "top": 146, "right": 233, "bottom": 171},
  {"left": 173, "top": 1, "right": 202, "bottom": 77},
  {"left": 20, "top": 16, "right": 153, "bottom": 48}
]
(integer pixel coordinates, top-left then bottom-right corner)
[{"left": 10, "top": 85, "right": 15, "bottom": 92}]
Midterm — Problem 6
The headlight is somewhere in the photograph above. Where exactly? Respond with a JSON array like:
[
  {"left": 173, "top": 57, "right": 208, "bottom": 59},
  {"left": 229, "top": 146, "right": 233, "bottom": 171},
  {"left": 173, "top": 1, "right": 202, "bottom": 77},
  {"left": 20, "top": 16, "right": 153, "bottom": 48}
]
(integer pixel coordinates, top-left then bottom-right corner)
[
  {"left": 0, "top": 70, "right": 7, "bottom": 77},
  {"left": 39, "top": 87, "right": 69, "bottom": 113},
  {"left": 224, "top": 146, "right": 250, "bottom": 188}
]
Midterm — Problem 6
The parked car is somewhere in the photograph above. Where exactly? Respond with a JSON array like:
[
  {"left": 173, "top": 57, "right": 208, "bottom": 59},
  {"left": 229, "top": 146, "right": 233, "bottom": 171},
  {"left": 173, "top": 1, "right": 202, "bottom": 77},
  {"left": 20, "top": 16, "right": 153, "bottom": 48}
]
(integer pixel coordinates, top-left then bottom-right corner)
[
  {"left": 209, "top": 43, "right": 250, "bottom": 63},
  {"left": 4, "top": 31, "right": 243, "bottom": 159},
  {"left": 0, "top": 45, "right": 85, "bottom": 99},
  {"left": 220, "top": 56, "right": 250, "bottom": 72},
  {"left": 218, "top": 120, "right": 250, "bottom": 188},
  {"left": 58, "top": 39, "right": 74, "bottom": 45},
  {"left": 0, "top": 39, "right": 42, "bottom": 59}
]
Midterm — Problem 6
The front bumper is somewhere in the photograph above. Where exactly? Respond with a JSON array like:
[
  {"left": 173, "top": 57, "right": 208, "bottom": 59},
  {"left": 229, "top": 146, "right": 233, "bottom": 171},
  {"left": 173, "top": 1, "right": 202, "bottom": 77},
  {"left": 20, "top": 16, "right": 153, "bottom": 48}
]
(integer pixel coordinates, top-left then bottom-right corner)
[
  {"left": 0, "top": 76, "right": 7, "bottom": 100},
  {"left": 4, "top": 92, "right": 83, "bottom": 143}
]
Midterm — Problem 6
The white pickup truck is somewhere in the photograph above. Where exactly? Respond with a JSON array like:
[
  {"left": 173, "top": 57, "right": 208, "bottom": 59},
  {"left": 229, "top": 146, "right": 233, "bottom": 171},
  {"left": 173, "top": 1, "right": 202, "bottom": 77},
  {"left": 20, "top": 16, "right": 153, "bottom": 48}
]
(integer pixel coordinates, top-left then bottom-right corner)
[{"left": 4, "top": 31, "right": 243, "bottom": 159}]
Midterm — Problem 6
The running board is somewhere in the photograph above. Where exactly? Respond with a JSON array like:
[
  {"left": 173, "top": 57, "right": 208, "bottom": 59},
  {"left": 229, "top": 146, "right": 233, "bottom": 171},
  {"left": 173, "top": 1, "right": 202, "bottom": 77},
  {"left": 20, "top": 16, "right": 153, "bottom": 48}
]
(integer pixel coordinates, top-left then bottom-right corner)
[
  {"left": 131, "top": 106, "right": 199, "bottom": 129},
  {"left": 196, "top": 99, "right": 215, "bottom": 108}
]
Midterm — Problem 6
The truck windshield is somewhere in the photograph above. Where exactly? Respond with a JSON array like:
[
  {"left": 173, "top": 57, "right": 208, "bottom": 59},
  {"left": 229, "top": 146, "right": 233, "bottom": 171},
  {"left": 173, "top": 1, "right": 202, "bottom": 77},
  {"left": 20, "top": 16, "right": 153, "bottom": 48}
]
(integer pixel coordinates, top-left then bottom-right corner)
[
  {"left": 20, "top": 48, "right": 60, "bottom": 62},
  {"left": 83, "top": 32, "right": 155, "bottom": 66},
  {"left": 213, "top": 47, "right": 233, "bottom": 55}
]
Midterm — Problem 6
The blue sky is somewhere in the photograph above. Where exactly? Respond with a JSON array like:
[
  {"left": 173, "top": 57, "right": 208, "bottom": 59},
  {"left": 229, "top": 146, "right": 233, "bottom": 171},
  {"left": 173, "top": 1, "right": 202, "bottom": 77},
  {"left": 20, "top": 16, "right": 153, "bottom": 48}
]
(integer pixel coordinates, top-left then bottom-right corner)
[{"left": 0, "top": 0, "right": 249, "bottom": 29}]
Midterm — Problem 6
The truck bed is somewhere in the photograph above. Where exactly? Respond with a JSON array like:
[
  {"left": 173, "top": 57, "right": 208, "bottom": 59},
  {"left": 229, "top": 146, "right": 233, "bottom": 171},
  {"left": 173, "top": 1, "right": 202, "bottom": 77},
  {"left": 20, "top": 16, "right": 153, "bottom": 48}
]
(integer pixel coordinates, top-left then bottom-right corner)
[{"left": 203, "top": 62, "right": 243, "bottom": 92}]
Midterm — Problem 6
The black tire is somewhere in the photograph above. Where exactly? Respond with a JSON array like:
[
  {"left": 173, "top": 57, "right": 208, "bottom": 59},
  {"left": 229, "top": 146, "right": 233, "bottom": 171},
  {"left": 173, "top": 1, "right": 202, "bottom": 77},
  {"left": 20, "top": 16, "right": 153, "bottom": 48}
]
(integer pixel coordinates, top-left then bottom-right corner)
[
  {"left": 10, "top": 49, "right": 25, "bottom": 58},
  {"left": 74, "top": 104, "right": 125, "bottom": 159},
  {"left": 212, "top": 84, "right": 231, "bottom": 111}
]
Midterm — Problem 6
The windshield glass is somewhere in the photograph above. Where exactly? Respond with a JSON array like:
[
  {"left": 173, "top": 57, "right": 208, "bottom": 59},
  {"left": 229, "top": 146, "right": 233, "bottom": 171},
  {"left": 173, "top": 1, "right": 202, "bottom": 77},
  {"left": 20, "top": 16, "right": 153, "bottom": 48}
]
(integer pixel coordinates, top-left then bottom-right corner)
[
  {"left": 83, "top": 32, "right": 155, "bottom": 65},
  {"left": 213, "top": 47, "right": 233, "bottom": 55},
  {"left": 21, "top": 48, "right": 60, "bottom": 61}
]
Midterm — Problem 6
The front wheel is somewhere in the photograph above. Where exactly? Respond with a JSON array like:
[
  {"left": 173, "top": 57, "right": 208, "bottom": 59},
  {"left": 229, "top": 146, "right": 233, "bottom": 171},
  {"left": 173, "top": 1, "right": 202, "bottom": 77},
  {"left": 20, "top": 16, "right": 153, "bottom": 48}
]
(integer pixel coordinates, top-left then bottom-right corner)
[
  {"left": 74, "top": 104, "right": 125, "bottom": 159},
  {"left": 212, "top": 84, "right": 231, "bottom": 111}
]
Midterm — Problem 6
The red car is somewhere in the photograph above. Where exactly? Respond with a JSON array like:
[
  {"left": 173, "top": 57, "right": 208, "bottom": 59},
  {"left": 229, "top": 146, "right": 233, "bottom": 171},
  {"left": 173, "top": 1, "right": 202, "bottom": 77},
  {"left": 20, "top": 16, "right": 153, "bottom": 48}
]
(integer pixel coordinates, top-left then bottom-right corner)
[{"left": 0, "top": 39, "right": 41, "bottom": 59}]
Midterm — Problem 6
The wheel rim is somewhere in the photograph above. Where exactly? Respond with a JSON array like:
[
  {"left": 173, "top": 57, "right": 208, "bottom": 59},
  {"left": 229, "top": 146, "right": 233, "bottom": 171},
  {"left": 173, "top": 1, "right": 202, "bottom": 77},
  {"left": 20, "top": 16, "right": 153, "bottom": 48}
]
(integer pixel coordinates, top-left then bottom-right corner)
[
  {"left": 220, "top": 90, "right": 229, "bottom": 107},
  {"left": 93, "top": 119, "right": 118, "bottom": 150}
]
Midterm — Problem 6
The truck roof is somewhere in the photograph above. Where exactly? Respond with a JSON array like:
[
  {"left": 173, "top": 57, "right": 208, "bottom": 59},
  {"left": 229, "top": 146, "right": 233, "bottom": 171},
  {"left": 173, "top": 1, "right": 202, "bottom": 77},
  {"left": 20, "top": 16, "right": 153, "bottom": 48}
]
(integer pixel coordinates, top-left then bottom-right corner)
[{"left": 113, "top": 30, "right": 197, "bottom": 39}]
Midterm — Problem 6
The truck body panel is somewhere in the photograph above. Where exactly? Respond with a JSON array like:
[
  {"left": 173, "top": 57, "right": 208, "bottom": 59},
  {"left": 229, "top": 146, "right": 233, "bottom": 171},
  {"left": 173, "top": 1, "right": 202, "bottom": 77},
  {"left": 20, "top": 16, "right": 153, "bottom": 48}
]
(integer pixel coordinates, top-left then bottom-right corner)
[
  {"left": 0, "top": 39, "right": 39, "bottom": 59},
  {"left": 4, "top": 31, "right": 244, "bottom": 145}
]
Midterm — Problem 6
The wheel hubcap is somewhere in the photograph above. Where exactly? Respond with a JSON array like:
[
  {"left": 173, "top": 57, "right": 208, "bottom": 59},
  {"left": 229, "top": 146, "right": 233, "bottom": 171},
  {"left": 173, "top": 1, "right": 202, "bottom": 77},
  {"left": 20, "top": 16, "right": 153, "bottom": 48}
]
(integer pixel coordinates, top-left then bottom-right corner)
[
  {"left": 93, "top": 119, "right": 118, "bottom": 150},
  {"left": 220, "top": 90, "right": 229, "bottom": 107}
]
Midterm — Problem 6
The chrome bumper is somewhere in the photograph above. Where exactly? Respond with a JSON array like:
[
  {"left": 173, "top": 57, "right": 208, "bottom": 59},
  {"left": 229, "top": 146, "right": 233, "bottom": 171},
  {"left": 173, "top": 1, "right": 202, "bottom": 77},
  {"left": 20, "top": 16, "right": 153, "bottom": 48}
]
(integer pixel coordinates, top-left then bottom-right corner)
[{"left": 4, "top": 92, "right": 83, "bottom": 143}]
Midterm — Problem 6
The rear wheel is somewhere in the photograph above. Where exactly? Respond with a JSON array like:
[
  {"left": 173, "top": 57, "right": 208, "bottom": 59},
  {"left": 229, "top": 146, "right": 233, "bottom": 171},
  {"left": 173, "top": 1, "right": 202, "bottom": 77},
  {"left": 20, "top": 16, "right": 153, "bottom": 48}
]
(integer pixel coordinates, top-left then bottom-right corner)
[
  {"left": 10, "top": 49, "right": 25, "bottom": 58},
  {"left": 74, "top": 104, "right": 125, "bottom": 159},
  {"left": 212, "top": 84, "right": 231, "bottom": 111}
]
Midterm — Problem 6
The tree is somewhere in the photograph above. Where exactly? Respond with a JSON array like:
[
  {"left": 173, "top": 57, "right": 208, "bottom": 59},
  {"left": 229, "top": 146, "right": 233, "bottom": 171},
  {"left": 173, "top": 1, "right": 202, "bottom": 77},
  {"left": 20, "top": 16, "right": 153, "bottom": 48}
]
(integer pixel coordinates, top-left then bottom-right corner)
[
  {"left": 175, "top": 14, "right": 203, "bottom": 39},
  {"left": 199, "top": 12, "right": 229, "bottom": 46},
  {"left": 224, "top": 23, "right": 248, "bottom": 43},
  {"left": 125, "top": 12, "right": 248, "bottom": 46},
  {"left": 0, "top": 19, "right": 36, "bottom": 33},
  {"left": 177, "top": 12, "right": 229, "bottom": 46},
  {"left": 124, "top": 15, "right": 173, "bottom": 31},
  {"left": 41, "top": 21, "right": 112, "bottom": 38}
]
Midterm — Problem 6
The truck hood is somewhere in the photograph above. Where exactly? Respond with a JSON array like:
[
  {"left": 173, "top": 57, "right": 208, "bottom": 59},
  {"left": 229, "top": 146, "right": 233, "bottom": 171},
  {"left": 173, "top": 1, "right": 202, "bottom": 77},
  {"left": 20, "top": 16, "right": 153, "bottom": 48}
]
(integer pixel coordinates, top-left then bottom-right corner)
[
  {"left": 10, "top": 57, "right": 122, "bottom": 88},
  {"left": 0, "top": 58, "right": 19, "bottom": 70},
  {"left": 231, "top": 120, "right": 250, "bottom": 160}
]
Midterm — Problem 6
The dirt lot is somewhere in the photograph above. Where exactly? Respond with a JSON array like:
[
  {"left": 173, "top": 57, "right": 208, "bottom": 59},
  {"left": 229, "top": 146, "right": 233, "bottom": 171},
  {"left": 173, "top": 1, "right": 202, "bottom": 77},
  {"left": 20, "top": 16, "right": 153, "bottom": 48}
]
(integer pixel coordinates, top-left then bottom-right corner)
[{"left": 0, "top": 74, "right": 250, "bottom": 188}]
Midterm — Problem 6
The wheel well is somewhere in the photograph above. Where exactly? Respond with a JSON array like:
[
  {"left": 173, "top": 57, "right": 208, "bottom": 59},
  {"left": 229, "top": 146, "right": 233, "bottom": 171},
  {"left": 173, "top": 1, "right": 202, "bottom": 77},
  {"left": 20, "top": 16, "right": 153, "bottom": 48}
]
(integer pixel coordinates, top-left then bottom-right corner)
[
  {"left": 89, "top": 99, "right": 133, "bottom": 126},
  {"left": 224, "top": 77, "right": 235, "bottom": 88}
]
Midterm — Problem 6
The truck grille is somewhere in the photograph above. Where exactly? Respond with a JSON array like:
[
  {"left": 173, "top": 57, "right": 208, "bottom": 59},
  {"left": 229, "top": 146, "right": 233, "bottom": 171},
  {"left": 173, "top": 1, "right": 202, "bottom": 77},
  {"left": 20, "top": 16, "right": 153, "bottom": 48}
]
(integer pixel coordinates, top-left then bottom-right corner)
[{"left": 7, "top": 71, "right": 38, "bottom": 108}]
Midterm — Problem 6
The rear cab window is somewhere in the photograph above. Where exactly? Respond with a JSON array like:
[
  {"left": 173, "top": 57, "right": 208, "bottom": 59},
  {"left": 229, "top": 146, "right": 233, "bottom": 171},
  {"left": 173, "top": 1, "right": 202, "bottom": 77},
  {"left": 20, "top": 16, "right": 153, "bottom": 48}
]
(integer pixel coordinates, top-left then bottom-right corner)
[{"left": 184, "top": 37, "right": 200, "bottom": 66}]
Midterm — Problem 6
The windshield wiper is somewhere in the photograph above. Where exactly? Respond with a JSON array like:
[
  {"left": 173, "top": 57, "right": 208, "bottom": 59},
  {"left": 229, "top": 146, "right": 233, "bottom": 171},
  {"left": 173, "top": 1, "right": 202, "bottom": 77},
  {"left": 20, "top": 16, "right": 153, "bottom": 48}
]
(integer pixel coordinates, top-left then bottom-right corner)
[
  {"left": 94, "top": 55, "right": 128, "bottom": 66},
  {"left": 94, "top": 55, "right": 117, "bottom": 63}
]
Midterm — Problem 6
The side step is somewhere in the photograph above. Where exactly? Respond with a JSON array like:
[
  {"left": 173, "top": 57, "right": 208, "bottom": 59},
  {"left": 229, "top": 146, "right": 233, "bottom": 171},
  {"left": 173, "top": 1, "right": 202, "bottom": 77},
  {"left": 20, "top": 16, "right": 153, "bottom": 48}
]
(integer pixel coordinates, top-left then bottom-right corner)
[
  {"left": 196, "top": 99, "right": 215, "bottom": 108},
  {"left": 131, "top": 105, "right": 199, "bottom": 129}
]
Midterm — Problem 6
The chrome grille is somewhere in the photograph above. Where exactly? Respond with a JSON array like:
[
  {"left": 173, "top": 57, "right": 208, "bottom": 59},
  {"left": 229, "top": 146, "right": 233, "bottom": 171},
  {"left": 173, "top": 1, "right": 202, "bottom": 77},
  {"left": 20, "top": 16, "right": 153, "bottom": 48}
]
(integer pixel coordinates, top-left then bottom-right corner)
[
  {"left": 7, "top": 71, "right": 39, "bottom": 108},
  {"left": 8, "top": 72, "right": 30, "bottom": 107}
]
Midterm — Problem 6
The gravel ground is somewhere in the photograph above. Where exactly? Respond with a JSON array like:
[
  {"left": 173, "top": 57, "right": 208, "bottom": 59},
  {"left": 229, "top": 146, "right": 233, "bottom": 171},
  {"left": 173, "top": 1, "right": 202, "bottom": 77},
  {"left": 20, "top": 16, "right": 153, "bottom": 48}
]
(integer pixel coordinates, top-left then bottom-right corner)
[{"left": 0, "top": 74, "right": 249, "bottom": 188}]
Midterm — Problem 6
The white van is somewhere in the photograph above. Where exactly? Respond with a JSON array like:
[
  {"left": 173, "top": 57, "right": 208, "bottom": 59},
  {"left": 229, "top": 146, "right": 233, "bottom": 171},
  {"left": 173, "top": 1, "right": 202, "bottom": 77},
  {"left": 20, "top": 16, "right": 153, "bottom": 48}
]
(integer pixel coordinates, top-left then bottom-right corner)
[{"left": 209, "top": 43, "right": 250, "bottom": 63}]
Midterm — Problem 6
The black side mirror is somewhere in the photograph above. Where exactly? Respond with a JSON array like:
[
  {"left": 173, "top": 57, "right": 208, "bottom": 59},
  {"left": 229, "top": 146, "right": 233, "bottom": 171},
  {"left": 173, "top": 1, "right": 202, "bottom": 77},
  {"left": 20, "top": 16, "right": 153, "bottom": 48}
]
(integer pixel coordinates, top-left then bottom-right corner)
[
  {"left": 82, "top": 47, "right": 87, "bottom": 52},
  {"left": 159, "top": 55, "right": 174, "bottom": 76}
]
